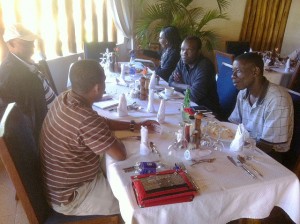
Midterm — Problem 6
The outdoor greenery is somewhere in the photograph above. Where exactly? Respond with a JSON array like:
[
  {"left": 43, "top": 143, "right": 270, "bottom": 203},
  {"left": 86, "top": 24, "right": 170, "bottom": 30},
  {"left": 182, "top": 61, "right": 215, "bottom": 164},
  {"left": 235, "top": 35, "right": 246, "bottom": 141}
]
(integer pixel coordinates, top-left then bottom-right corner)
[{"left": 135, "top": 0, "right": 230, "bottom": 51}]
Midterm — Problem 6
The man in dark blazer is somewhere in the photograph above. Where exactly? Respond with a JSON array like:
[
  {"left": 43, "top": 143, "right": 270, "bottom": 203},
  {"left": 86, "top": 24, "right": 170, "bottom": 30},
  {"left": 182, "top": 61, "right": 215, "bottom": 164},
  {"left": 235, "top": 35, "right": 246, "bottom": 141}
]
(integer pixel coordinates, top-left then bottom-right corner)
[{"left": 0, "top": 24, "right": 56, "bottom": 141}]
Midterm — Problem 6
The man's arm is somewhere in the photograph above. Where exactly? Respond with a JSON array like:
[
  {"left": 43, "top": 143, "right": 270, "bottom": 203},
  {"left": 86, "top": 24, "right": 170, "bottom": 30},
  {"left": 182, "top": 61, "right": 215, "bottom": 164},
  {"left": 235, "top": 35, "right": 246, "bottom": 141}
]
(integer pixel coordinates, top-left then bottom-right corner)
[
  {"left": 168, "top": 61, "right": 189, "bottom": 92},
  {"left": 188, "top": 59, "right": 215, "bottom": 104},
  {"left": 105, "top": 138, "right": 127, "bottom": 161},
  {"left": 106, "top": 119, "right": 161, "bottom": 133}
]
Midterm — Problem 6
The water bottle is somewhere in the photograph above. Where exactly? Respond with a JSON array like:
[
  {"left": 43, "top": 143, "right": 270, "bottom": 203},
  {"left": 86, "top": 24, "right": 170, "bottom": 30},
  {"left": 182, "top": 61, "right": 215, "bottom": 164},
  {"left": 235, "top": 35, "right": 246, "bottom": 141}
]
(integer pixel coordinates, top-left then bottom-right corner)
[{"left": 182, "top": 88, "right": 191, "bottom": 122}]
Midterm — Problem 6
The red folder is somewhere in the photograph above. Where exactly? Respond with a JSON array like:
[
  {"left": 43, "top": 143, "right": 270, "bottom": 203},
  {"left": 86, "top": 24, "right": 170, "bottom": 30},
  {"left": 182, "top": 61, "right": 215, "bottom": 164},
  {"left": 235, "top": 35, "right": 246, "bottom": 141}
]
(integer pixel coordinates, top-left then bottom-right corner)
[{"left": 131, "top": 169, "right": 198, "bottom": 208}]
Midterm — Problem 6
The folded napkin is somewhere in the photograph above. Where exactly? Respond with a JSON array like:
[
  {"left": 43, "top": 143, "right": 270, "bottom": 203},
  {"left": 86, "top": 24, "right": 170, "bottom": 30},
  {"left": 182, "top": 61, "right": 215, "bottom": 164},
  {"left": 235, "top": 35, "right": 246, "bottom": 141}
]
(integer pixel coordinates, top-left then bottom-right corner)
[
  {"left": 285, "top": 58, "right": 291, "bottom": 73},
  {"left": 146, "top": 89, "right": 155, "bottom": 113},
  {"left": 140, "top": 126, "right": 151, "bottom": 155},
  {"left": 117, "top": 93, "right": 128, "bottom": 117},
  {"left": 230, "top": 123, "right": 249, "bottom": 152},
  {"left": 157, "top": 99, "right": 166, "bottom": 123},
  {"left": 148, "top": 71, "right": 156, "bottom": 90},
  {"left": 119, "top": 63, "right": 126, "bottom": 81}
]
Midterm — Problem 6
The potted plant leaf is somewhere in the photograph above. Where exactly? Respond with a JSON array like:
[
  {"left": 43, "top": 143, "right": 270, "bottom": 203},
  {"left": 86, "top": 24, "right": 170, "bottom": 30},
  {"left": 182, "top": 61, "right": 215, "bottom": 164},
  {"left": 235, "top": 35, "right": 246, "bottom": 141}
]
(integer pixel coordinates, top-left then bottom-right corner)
[{"left": 135, "top": 0, "right": 230, "bottom": 51}]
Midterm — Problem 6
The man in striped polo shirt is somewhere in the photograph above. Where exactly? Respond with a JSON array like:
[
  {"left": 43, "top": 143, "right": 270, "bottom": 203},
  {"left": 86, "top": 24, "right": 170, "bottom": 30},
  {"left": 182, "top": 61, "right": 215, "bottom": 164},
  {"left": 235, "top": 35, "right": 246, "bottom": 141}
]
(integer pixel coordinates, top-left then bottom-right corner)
[
  {"left": 0, "top": 24, "right": 56, "bottom": 142},
  {"left": 40, "top": 60, "right": 160, "bottom": 216}
]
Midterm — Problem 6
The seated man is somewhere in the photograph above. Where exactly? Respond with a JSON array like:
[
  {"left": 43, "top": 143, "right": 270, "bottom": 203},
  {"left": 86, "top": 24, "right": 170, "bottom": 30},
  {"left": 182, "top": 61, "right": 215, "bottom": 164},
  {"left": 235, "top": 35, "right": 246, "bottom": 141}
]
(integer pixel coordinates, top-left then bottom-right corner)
[
  {"left": 138, "top": 26, "right": 181, "bottom": 81},
  {"left": 0, "top": 24, "right": 56, "bottom": 141},
  {"left": 168, "top": 36, "right": 220, "bottom": 114},
  {"left": 40, "top": 60, "right": 160, "bottom": 216},
  {"left": 228, "top": 52, "right": 294, "bottom": 162}
]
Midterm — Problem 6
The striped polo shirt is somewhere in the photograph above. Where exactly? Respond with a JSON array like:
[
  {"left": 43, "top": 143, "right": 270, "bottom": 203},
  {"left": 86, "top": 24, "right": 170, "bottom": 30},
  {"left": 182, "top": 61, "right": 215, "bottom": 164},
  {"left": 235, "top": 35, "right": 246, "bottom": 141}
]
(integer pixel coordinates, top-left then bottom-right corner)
[{"left": 40, "top": 90, "right": 116, "bottom": 205}]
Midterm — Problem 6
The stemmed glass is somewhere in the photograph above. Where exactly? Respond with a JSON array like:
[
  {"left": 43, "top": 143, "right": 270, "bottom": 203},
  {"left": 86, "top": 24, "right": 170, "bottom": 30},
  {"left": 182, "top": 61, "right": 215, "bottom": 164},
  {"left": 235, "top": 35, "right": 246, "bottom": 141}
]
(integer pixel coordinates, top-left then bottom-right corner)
[
  {"left": 210, "top": 123, "right": 225, "bottom": 151},
  {"left": 200, "top": 119, "right": 213, "bottom": 148}
]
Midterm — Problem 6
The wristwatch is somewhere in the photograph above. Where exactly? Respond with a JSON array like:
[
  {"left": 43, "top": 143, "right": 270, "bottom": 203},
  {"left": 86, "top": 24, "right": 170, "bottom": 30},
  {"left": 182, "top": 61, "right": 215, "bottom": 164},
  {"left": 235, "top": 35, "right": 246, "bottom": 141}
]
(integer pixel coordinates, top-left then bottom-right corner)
[{"left": 130, "top": 120, "right": 136, "bottom": 132}]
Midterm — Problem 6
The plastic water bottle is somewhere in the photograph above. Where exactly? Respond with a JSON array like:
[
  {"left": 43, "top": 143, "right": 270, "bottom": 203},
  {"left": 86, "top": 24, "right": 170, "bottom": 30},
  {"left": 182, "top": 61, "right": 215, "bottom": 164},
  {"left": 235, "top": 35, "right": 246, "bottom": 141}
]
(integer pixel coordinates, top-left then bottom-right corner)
[{"left": 182, "top": 88, "right": 191, "bottom": 122}]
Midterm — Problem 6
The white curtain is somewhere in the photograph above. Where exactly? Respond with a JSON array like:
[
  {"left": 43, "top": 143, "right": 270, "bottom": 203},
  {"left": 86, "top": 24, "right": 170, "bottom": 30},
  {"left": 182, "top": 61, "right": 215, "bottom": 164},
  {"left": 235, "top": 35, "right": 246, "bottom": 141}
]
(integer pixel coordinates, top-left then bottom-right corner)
[{"left": 108, "top": 0, "right": 134, "bottom": 49}]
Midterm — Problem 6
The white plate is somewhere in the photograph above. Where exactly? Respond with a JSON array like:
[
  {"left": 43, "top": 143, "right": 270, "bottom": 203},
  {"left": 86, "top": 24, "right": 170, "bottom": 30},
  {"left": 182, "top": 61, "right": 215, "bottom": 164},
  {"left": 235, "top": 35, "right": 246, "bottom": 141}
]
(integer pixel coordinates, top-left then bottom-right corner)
[
  {"left": 158, "top": 91, "right": 184, "bottom": 100},
  {"left": 207, "top": 122, "right": 237, "bottom": 142}
]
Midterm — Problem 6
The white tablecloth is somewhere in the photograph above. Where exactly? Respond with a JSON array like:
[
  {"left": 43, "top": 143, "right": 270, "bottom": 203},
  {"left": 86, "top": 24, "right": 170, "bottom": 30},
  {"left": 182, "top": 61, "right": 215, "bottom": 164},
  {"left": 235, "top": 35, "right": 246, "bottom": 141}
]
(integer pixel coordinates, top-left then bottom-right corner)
[
  {"left": 264, "top": 66, "right": 293, "bottom": 87},
  {"left": 95, "top": 72, "right": 300, "bottom": 224}
]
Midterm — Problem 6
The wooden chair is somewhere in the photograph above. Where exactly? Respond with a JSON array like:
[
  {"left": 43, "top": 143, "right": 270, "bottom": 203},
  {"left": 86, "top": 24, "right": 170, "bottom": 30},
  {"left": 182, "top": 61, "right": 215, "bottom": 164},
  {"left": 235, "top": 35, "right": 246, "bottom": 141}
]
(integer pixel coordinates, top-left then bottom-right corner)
[
  {"left": 0, "top": 103, "right": 120, "bottom": 224},
  {"left": 288, "top": 61, "right": 300, "bottom": 93},
  {"left": 84, "top": 42, "right": 116, "bottom": 62},
  {"left": 214, "top": 50, "right": 238, "bottom": 120}
]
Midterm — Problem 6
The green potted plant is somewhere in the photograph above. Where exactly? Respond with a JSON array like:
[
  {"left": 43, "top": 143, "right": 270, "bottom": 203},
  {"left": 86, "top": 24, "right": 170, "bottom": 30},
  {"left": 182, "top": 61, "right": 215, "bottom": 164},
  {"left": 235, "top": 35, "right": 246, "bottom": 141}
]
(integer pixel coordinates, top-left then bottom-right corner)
[{"left": 135, "top": 0, "right": 230, "bottom": 51}]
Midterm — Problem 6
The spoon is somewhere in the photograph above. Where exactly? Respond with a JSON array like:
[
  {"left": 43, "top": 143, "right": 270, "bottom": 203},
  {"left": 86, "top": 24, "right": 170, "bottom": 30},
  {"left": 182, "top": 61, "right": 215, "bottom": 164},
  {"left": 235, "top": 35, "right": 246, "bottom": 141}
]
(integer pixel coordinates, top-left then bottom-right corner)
[{"left": 149, "top": 142, "right": 161, "bottom": 157}]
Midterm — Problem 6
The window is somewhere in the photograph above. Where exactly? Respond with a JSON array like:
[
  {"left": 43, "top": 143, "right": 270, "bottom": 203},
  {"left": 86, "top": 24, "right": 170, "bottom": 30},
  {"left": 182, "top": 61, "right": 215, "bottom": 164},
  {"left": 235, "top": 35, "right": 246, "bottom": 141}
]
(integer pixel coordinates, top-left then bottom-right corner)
[{"left": 0, "top": 0, "right": 121, "bottom": 61}]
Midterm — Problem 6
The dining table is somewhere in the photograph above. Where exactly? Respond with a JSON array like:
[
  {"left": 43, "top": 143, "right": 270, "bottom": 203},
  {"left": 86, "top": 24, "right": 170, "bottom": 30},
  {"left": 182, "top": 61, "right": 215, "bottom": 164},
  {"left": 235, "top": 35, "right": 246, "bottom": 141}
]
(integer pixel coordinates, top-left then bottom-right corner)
[
  {"left": 92, "top": 69, "right": 300, "bottom": 224},
  {"left": 264, "top": 65, "right": 294, "bottom": 87}
]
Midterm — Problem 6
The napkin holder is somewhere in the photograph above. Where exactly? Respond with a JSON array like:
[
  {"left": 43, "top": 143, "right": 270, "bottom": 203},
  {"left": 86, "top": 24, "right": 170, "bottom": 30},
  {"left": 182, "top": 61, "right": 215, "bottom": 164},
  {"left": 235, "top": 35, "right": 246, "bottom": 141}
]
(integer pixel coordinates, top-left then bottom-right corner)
[{"left": 131, "top": 169, "right": 197, "bottom": 208}]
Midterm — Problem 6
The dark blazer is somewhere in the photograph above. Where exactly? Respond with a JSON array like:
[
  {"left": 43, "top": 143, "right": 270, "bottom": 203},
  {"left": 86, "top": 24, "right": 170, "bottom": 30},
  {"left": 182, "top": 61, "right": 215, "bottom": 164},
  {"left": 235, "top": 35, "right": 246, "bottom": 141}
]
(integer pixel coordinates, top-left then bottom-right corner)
[
  {"left": 0, "top": 53, "right": 47, "bottom": 141},
  {"left": 143, "top": 47, "right": 180, "bottom": 81}
]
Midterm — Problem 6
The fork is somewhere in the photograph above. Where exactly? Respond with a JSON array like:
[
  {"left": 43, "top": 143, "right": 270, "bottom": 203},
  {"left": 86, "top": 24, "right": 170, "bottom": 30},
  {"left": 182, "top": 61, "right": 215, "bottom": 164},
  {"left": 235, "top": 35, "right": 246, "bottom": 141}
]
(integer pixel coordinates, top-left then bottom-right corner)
[{"left": 191, "top": 158, "right": 216, "bottom": 166}]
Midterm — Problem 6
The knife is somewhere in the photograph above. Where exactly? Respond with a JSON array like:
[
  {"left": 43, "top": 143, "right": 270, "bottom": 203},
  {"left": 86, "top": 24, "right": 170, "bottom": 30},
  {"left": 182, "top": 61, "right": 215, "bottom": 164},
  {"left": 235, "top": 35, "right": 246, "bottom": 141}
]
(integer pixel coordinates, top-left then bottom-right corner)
[
  {"left": 237, "top": 155, "right": 263, "bottom": 177},
  {"left": 227, "top": 156, "right": 238, "bottom": 166},
  {"left": 227, "top": 156, "right": 257, "bottom": 179}
]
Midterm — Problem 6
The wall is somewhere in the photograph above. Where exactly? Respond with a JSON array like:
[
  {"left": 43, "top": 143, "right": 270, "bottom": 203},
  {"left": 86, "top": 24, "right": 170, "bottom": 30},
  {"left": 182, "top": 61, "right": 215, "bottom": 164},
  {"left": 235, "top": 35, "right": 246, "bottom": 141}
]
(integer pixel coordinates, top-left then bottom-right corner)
[
  {"left": 134, "top": 0, "right": 299, "bottom": 57},
  {"left": 281, "top": 0, "right": 300, "bottom": 57}
]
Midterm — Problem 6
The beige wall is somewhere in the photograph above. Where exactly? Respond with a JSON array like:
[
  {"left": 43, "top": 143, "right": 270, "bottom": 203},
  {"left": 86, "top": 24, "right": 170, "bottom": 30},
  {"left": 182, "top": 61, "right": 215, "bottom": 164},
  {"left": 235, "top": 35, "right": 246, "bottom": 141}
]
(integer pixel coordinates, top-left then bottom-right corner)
[
  {"left": 281, "top": 0, "right": 300, "bottom": 57},
  {"left": 134, "top": 0, "right": 298, "bottom": 56}
]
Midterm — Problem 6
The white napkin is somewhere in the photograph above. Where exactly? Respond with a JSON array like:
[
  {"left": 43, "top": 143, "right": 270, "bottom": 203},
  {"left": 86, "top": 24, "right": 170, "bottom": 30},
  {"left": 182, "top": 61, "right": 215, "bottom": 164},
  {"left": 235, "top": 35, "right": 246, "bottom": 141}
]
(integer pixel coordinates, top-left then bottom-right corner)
[
  {"left": 285, "top": 58, "right": 291, "bottom": 73},
  {"left": 230, "top": 123, "right": 249, "bottom": 152},
  {"left": 117, "top": 93, "right": 128, "bottom": 117},
  {"left": 140, "top": 126, "right": 151, "bottom": 155},
  {"left": 148, "top": 71, "right": 156, "bottom": 90},
  {"left": 146, "top": 89, "right": 155, "bottom": 113},
  {"left": 157, "top": 99, "right": 166, "bottom": 123},
  {"left": 119, "top": 63, "right": 126, "bottom": 81}
]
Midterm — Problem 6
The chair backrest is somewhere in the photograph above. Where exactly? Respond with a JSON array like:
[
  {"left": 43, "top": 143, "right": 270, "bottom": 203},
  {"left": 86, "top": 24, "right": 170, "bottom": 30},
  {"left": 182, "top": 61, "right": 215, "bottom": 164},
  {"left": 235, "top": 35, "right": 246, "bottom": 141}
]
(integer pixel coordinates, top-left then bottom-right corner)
[
  {"left": 44, "top": 53, "right": 84, "bottom": 94},
  {"left": 84, "top": 42, "right": 116, "bottom": 61},
  {"left": 38, "top": 60, "right": 58, "bottom": 95},
  {"left": 283, "top": 90, "right": 300, "bottom": 173},
  {"left": 0, "top": 103, "right": 50, "bottom": 223},
  {"left": 0, "top": 103, "right": 120, "bottom": 224},
  {"left": 225, "top": 41, "right": 250, "bottom": 57},
  {"left": 214, "top": 51, "right": 238, "bottom": 120},
  {"left": 288, "top": 61, "right": 300, "bottom": 93},
  {"left": 214, "top": 50, "right": 235, "bottom": 74}
]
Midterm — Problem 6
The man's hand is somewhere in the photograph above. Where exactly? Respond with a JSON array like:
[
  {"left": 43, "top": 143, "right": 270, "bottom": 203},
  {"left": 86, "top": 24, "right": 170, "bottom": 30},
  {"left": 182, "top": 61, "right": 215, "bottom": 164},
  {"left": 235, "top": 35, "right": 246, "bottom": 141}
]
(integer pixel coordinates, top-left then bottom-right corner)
[
  {"left": 173, "top": 72, "right": 182, "bottom": 83},
  {"left": 139, "top": 120, "right": 161, "bottom": 133}
]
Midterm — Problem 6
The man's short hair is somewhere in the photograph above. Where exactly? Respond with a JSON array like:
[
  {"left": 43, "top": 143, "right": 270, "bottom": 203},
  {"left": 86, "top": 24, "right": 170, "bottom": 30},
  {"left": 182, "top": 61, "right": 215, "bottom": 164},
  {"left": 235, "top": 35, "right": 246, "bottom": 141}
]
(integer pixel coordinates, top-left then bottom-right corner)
[
  {"left": 69, "top": 60, "right": 104, "bottom": 93},
  {"left": 235, "top": 52, "right": 264, "bottom": 73},
  {"left": 183, "top": 36, "right": 202, "bottom": 50}
]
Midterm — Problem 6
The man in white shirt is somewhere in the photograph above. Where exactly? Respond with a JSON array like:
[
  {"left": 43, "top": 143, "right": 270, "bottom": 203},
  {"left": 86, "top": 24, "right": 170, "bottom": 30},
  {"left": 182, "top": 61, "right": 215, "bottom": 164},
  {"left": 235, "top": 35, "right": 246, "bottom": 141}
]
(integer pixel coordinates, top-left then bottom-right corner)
[{"left": 229, "top": 52, "right": 294, "bottom": 162}]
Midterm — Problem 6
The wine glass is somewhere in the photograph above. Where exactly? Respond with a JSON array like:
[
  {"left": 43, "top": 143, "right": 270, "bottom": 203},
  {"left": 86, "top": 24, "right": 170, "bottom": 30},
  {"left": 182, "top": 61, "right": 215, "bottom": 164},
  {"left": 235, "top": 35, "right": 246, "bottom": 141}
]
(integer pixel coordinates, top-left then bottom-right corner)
[
  {"left": 211, "top": 123, "right": 225, "bottom": 151},
  {"left": 200, "top": 118, "right": 213, "bottom": 148}
]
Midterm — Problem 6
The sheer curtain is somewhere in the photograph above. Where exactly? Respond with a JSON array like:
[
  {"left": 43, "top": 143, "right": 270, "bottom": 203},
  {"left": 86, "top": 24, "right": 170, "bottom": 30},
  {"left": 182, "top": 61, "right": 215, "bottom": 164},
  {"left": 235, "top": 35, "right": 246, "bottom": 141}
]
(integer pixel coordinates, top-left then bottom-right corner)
[
  {"left": 0, "top": 0, "right": 121, "bottom": 62},
  {"left": 108, "top": 0, "right": 134, "bottom": 49}
]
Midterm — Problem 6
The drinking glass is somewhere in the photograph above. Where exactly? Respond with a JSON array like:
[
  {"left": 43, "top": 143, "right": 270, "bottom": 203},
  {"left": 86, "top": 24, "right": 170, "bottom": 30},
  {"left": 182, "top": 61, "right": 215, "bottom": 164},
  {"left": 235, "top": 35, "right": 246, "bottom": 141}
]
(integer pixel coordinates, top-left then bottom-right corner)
[
  {"left": 200, "top": 119, "right": 212, "bottom": 148},
  {"left": 211, "top": 123, "right": 225, "bottom": 151}
]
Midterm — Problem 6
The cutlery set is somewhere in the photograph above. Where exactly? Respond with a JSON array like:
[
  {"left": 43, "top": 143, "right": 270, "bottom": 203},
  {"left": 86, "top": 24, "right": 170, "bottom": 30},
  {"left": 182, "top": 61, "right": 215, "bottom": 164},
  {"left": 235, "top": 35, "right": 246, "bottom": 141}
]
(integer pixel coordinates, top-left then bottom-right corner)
[{"left": 227, "top": 155, "right": 263, "bottom": 179}]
